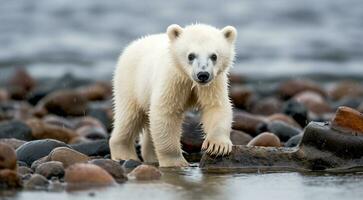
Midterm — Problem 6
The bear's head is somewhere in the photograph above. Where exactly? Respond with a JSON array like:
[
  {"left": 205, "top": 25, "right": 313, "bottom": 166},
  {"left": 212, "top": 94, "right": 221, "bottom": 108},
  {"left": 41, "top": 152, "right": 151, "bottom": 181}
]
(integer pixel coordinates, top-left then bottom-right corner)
[{"left": 167, "top": 24, "right": 237, "bottom": 85}]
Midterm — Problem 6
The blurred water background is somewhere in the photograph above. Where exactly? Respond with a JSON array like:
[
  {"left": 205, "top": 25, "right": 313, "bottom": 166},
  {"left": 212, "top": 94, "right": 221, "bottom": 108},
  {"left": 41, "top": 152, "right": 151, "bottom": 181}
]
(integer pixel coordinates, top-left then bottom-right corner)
[{"left": 1, "top": 0, "right": 363, "bottom": 80}]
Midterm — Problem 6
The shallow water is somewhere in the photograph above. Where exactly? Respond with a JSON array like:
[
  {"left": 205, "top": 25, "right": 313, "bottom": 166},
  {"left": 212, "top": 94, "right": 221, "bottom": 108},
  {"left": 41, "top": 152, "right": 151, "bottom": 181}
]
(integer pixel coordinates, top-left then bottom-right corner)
[
  {"left": 2, "top": 167, "right": 363, "bottom": 200},
  {"left": 1, "top": 0, "right": 363, "bottom": 80}
]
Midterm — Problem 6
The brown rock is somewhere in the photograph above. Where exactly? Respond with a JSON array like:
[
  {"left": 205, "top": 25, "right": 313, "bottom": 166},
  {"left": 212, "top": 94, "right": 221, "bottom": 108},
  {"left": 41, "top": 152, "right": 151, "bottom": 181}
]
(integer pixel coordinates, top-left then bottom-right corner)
[
  {"left": 230, "top": 130, "right": 252, "bottom": 145},
  {"left": 64, "top": 163, "right": 115, "bottom": 186},
  {"left": 0, "top": 143, "right": 17, "bottom": 170},
  {"left": 247, "top": 132, "right": 281, "bottom": 147},
  {"left": 24, "top": 174, "right": 49, "bottom": 189},
  {"left": 229, "top": 86, "right": 254, "bottom": 109},
  {"left": 43, "top": 115, "right": 75, "bottom": 129},
  {"left": 0, "top": 169, "right": 22, "bottom": 188},
  {"left": 329, "top": 81, "right": 363, "bottom": 100},
  {"left": 35, "top": 161, "right": 65, "bottom": 179},
  {"left": 27, "top": 118, "right": 79, "bottom": 143},
  {"left": 48, "top": 147, "right": 89, "bottom": 168},
  {"left": 128, "top": 165, "right": 162, "bottom": 181},
  {"left": 331, "top": 106, "right": 363, "bottom": 135},
  {"left": 37, "top": 90, "right": 88, "bottom": 116},
  {"left": 278, "top": 79, "right": 325, "bottom": 99},
  {"left": 267, "top": 113, "right": 301, "bottom": 129},
  {"left": 232, "top": 111, "right": 266, "bottom": 136},
  {"left": 0, "top": 138, "right": 26, "bottom": 150},
  {"left": 0, "top": 89, "right": 9, "bottom": 102},
  {"left": 17, "top": 166, "right": 33, "bottom": 176},
  {"left": 251, "top": 97, "right": 283, "bottom": 115},
  {"left": 31, "top": 156, "right": 49, "bottom": 171},
  {"left": 73, "top": 116, "right": 105, "bottom": 130},
  {"left": 8, "top": 68, "right": 36, "bottom": 92},
  {"left": 293, "top": 91, "right": 331, "bottom": 114},
  {"left": 77, "top": 82, "right": 112, "bottom": 101},
  {"left": 89, "top": 159, "right": 127, "bottom": 183},
  {"left": 228, "top": 73, "right": 246, "bottom": 85}
]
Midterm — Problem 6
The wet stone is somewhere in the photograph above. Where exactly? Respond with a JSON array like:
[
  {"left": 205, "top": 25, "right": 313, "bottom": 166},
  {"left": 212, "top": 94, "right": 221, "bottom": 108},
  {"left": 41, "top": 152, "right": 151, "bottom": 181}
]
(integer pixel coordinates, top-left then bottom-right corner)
[
  {"left": 331, "top": 106, "right": 363, "bottom": 135},
  {"left": 0, "top": 120, "right": 33, "bottom": 141},
  {"left": 230, "top": 130, "right": 252, "bottom": 145},
  {"left": 89, "top": 159, "right": 127, "bottom": 183},
  {"left": 282, "top": 100, "right": 309, "bottom": 127},
  {"left": 0, "top": 143, "right": 17, "bottom": 171},
  {"left": 70, "top": 139, "right": 110, "bottom": 156},
  {"left": 267, "top": 121, "right": 301, "bottom": 142},
  {"left": 47, "top": 147, "right": 90, "bottom": 168},
  {"left": 64, "top": 163, "right": 115, "bottom": 186},
  {"left": 35, "top": 161, "right": 65, "bottom": 179},
  {"left": 232, "top": 111, "right": 266, "bottom": 136},
  {"left": 247, "top": 132, "right": 281, "bottom": 147},
  {"left": 24, "top": 174, "right": 49, "bottom": 190},
  {"left": 16, "top": 139, "right": 70, "bottom": 166},
  {"left": 122, "top": 159, "right": 142, "bottom": 172},
  {"left": 284, "top": 134, "right": 302, "bottom": 147},
  {"left": 128, "top": 165, "right": 162, "bottom": 181}
]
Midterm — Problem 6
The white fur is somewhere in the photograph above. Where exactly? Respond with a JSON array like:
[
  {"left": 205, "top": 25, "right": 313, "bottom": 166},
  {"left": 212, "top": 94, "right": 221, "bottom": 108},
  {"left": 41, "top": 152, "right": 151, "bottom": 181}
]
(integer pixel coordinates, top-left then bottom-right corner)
[{"left": 110, "top": 24, "right": 237, "bottom": 167}]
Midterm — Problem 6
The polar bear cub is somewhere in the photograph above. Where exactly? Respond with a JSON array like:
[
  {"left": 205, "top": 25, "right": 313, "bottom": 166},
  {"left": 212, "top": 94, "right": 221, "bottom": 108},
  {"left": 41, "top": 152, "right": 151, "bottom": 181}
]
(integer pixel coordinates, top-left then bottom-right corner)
[{"left": 110, "top": 24, "right": 237, "bottom": 167}]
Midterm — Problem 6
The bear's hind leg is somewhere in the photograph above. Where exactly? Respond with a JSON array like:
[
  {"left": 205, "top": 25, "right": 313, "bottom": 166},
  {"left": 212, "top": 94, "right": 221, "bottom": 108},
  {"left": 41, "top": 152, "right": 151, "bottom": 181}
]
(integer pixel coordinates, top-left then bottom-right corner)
[{"left": 110, "top": 102, "right": 145, "bottom": 161}]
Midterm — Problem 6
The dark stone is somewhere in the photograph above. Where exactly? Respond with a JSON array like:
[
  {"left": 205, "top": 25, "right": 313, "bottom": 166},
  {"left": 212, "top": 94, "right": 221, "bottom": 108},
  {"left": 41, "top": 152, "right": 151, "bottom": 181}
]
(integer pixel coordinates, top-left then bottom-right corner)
[
  {"left": 181, "top": 112, "right": 204, "bottom": 153},
  {"left": 16, "top": 139, "right": 70, "bottom": 166},
  {"left": 200, "top": 122, "right": 363, "bottom": 172},
  {"left": 282, "top": 100, "right": 309, "bottom": 128},
  {"left": 122, "top": 159, "right": 142, "bottom": 172},
  {"left": 267, "top": 121, "right": 301, "bottom": 142},
  {"left": 86, "top": 102, "right": 113, "bottom": 132},
  {"left": 70, "top": 139, "right": 109, "bottom": 156},
  {"left": 89, "top": 159, "right": 127, "bottom": 183},
  {"left": 232, "top": 111, "right": 267, "bottom": 136},
  {"left": 230, "top": 130, "right": 252, "bottom": 145},
  {"left": 284, "top": 134, "right": 302, "bottom": 147},
  {"left": 35, "top": 161, "right": 65, "bottom": 179},
  {"left": 0, "top": 120, "right": 33, "bottom": 141}
]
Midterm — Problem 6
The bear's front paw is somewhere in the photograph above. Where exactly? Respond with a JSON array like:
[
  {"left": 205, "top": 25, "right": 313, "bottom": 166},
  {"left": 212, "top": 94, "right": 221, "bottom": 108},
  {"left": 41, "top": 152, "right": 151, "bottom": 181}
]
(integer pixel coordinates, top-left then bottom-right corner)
[{"left": 202, "top": 136, "right": 232, "bottom": 156}]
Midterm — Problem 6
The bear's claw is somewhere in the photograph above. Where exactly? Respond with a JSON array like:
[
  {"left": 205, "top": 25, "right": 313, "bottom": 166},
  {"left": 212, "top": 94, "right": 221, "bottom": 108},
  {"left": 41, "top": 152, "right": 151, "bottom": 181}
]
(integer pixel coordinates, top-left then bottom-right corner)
[{"left": 202, "top": 137, "right": 232, "bottom": 156}]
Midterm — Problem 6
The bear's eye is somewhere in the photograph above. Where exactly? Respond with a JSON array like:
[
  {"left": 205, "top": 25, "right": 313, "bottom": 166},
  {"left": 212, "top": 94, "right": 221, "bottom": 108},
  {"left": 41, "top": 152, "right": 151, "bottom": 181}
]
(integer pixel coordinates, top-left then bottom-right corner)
[
  {"left": 188, "top": 53, "right": 196, "bottom": 61},
  {"left": 210, "top": 54, "right": 217, "bottom": 62}
]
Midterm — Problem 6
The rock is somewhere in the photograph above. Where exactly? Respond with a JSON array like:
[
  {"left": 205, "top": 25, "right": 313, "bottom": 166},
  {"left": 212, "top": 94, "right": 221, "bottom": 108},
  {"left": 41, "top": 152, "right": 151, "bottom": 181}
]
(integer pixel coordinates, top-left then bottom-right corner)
[
  {"left": 0, "top": 143, "right": 17, "bottom": 170},
  {"left": 331, "top": 106, "right": 363, "bottom": 135},
  {"left": 30, "top": 156, "right": 48, "bottom": 171},
  {"left": 17, "top": 166, "right": 33, "bottom": 176},
  {"left": 247, "top": 132, "right": 281, "bottom": 147},
  {"left": 251, "top": 97, "right": 282, "bottom": 116},
  {"left": 73, "top": 116, "right": 105, "bottom": 130},
  {"left": 282, "top": 100, "right": 309, "bottom": 128},
  {"left": 0, "top": 138, "right": 26, "bottom": 150},
  {"left": 86, "top": 102, "right": 113, "bottom": 132},
  {"left": 128, "top": 165, "right": 162, "bottom": 181},
  {"left": 89, "top": 159, "right": 127, "bottom": 183},
  {"left": 359, "top": 103, "right": 363, "bottom": 113},
  {"left": 267, "top": 121, "right": 301, "bottom": 142},
  {"left": 64, "top": 163, "right": 115, "bottom": 186},
  {"left": 181, "top": 113, "right": 204, "bottom": 153},
  {"left": 0, "top": 169, "right": 22, "bottom": 189},
  {"left": 26, "top": 118, "right": 79, "bottom": 143},
  {"left": 329, "top": 81, "right": 363, "bottom": 100},
  {"left": 24, "top": 174, "right": 49, "bottom": 189},
  {"left": 16, "top": 139, "right": 70, "bottom": 166},
  {"left": 230, "top": 130, "right": 252, "bottom": 145},
  {"left": 76, "top": 126, "right": 107, "bottom": 140},
  {"left": 122, "top": 159, "right": 142, "bottom": 172},
  {"left": 228, "top": 73, "right": 245, "bottom": 85},
  {"left": 76, "top": 82, "right": 112, "bottom": 101},
  {"left": 0, "top": 89, "right": 9, "bottom": 102},
  {"left": 267, "top": 113, "right": 301, "bottom": 129},
  {"left": 332, "top": 97, "right": 362, "bottom": 111},
  {"left": 278, "top": 79, "right": 325, "bottom": 99},
  {"left": 0, "top": 120, "right": 33, "bottom": 141},
  {"left": 284, "top": 134, "right": 302, "bottom": 147},
  {"left": 8, "top": 68, "right": 36, "bottom": 92},
  {"left": 43, "top": 115, "right": 75, "bottom": 129},
  {"left": 229, "top": 86, "right": 254, "bottom": 109},
  {"left": 47, "top": 147, "right": 89, "bottom": 168},
  {"left": 293, "top": 91, "right": 331, "bottom": 114},
  {"left": 232, "top": 111, "right": 266, "bottom": 136},
  {"left": 17, "top": 161, "right": 28, "bottom": 167},
  {"left": 35, "top": 161, "right": 65, "bottom": 179},
  {"left": 37, "top": 90, "right": 88, "bottom": 117},
  {"left": 70, "top": 139, "right": 110, "bottom": 156}
]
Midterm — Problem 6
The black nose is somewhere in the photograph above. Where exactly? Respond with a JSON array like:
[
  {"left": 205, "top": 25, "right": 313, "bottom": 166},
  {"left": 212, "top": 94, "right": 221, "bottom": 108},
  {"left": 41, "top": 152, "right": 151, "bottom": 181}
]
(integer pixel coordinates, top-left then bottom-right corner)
[{"left": 197, "top": 72, "right": 210, "bottom": 82}]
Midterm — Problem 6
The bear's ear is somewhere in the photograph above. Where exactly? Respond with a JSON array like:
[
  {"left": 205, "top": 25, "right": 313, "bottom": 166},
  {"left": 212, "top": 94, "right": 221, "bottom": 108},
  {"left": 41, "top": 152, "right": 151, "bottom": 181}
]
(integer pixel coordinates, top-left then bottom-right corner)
[
  {"left": 221, "top": 26, "right": 237, "bottom": 43},
  {"left": 167, "top": 24, "right": 183, "bottom": 42}
]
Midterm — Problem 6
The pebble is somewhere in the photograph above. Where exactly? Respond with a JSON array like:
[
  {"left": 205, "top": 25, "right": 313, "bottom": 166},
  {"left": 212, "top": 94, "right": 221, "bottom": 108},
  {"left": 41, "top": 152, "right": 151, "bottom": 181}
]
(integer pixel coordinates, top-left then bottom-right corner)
[
  {"left": 47, "top": 147, "right": 90, "bottom": 168},
  {"left": 128, "top": 165, "right": 162, "bottom": 181},
  {"left": 24, "top": 174, "right": 49, "bottom": 189},
  {"left": 247, "top": 132, "right": 281, "bottom": 147},
  {"left": 0, "top": 169, "right": 22, "bottom": 189},
  {"left": 0, "top": 120, "right": 33, "bottom": 141},
  {"left": 0, "top": 138, "right": 26, "bottom": 150},
  {"left": 17, "top": 166, "right": 33, "bottom": 176},
  {"left": 36, "top": 89, "right": 88, "bottom": 117},
  {"left": 64, "top": 163, "right": 115, "bottom": 186},
  {"left": 70, "top": 139, "right": 110, "bottom": 156},
  {"left": 89, "top": 159, "right": 127, "bottom": 183},
  {"left": 230, "top": 130, "right": 252, "bottom": 145},
  {"left": 331, "top": 106, "right": 363, "bottom": 135},
  {"left": 293, "top": 91, "right": 331, "bottom": 114},
  {"left": 16, "top": 139, "right": 70, "bottom": 166},
  {"left": 251, "top": 97, "right": 282, "bottom": 116},
  {"left": 35, "top": 161, "right": 65, "bottom": 179},
  {"left": 8, "top": 68, "right": 36, "bottom": 93},
  {"left": 232, "top": 111, "right": 267, "bottom": 136},
  {"left": 267, "top": 121, "right": 301, "bottom": 142},
  {"left": 278, "top": 79, "right": 325, "bottom": 99},
  {"left": 0, "top": 143, "right": 17, "bottom": 170},
  {"left": 122, "top": 159, "right": 142, "bottom": 172},
  {"left": 27, "top": 118, "right": 79, "bottom": 143}
]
